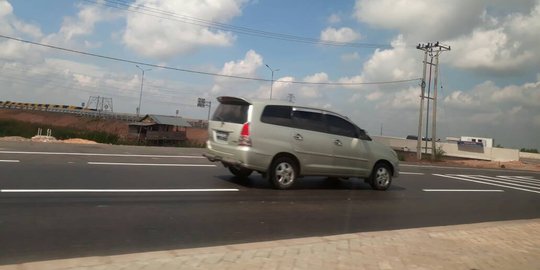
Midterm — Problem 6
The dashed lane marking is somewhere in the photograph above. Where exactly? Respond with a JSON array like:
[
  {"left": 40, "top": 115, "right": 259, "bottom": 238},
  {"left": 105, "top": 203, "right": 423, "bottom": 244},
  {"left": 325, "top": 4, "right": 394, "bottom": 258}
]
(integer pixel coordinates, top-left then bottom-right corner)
[
  {"left": 88, "top": 162, "right": 216, "bottom": 167},
  {"left": 0, "top": 189, "right": 239, "bottom": 193},
  {"left": 0, "top": 151, "right": 204, "bottom": 159},
  {"left": 423, "top": 189, "right": 504, "bottom": 192}
]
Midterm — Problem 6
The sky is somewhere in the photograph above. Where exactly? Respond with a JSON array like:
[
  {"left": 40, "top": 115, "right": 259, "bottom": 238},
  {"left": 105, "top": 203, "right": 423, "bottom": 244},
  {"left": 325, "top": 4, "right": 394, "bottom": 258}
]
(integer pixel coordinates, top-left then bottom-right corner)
[{"left": 0, "top": 0, "right": 539, "bottom": 149}]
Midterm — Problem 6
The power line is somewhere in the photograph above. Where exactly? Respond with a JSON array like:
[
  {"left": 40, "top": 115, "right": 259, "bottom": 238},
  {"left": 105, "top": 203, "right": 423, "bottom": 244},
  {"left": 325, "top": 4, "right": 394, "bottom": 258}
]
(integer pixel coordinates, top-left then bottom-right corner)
[
  {"left": 86, "top": 0, "right": 392, "bottom": 49},
  {"left": 0, "top": 34, "right": 421, "bottom": 86}
]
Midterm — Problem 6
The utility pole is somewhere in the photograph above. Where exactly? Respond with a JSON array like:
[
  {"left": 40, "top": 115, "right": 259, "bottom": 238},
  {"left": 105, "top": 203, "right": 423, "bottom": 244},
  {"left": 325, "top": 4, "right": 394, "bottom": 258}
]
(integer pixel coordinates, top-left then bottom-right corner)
[
  {"left": 136, "top": 65, "right": 151, "bottom": 117},
  {"left": 416, "top": 46, "right": 428, "bottom": 160},
  {"left": 265, "top": 64, "right": 279, "bottom": 100},
  {"left": 416, "top": 42, "right": 450, "bottom": 160}
]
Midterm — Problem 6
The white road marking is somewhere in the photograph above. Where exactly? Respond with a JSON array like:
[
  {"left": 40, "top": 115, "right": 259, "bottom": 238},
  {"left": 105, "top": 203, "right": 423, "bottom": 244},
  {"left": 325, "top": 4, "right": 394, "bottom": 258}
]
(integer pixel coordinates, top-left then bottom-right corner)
[
  {"left": 402, "top": 164, "right": 540, "bottom": 174},
  {"left": 0, "top": 160, "right": 20, "bottom": 163},
  {"left": 87, "top": 162, "right": 216, "bottom": 167},
  {"left": 455, "top": 175, "right": 540, "bottom": 189},
  {"left": 1, "top": 189, "right": 239, "bottom": 193},
  {"left": 0, "top": 151, "right": 204, "bottom": 159},
  {"left": 433, "top": 174, "right": 540, "bottom": 194},
  {"left": 423, "top": 189, "right": 504, "bottom": 192},
  {"left": 401, "top": 172, "right": 424, "bottom": 175}
]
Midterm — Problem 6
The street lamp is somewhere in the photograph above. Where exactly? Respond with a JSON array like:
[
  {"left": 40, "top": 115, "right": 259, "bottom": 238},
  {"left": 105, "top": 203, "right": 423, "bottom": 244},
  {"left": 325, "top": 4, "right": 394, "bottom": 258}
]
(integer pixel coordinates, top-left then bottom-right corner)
[
  {"left": 136, "top": 65, "right": 151, "bottom": 117},
  {"left": 265, "top": 64, "right": 279, "bottom": 100}
]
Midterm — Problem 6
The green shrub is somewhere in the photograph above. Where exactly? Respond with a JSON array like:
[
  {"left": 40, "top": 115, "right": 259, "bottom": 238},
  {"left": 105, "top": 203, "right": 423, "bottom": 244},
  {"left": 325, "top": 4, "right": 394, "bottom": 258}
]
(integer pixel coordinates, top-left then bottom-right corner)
[{"left": 434, "top": 146, "right": 446, "bottom": 161}]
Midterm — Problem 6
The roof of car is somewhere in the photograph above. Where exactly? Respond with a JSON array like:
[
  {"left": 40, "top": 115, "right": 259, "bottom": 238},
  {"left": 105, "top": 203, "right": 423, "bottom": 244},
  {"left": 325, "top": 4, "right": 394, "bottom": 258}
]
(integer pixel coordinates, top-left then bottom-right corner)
[{"left": 216, "top": 96, "right": 349, "bottom": 119}]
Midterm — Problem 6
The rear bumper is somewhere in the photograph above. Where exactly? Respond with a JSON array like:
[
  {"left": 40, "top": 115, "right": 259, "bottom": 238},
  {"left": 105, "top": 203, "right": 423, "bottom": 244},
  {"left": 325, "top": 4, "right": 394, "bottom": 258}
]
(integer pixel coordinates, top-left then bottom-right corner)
[{"left": 204, "top": 141, "right": 270, "bottom": 171}]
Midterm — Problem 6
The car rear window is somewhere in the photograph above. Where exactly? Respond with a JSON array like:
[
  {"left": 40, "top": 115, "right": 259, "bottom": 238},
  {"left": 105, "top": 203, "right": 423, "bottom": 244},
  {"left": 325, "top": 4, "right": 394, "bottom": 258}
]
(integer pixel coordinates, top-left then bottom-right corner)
[
  {"left": 212, "top": 103, "right": 249, "bottom": 124},
  {"left": 261, "top": 105, "right": 292, "bottom": 127}
]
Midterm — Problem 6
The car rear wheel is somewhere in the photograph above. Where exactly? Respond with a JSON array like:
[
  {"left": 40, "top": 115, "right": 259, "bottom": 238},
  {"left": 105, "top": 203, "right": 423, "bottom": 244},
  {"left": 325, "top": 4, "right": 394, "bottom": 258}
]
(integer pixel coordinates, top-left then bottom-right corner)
[
  {"left": 268, "top": 157, "right": 298, "bottom": 190},
  {"left": 369, "top": 163, "right": 392, "bottom": 190},
  {"left": 228, "top": 166, "right": 253, "bottom": 178}
]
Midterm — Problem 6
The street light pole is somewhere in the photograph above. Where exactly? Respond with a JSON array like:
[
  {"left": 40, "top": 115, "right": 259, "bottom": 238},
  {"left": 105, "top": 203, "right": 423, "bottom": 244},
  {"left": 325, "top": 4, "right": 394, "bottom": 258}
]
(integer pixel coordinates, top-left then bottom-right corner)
[
  {"left": 265, "top": 64, "right": 279, "bottom": 100},
  {"left": 136, "top": 65, "right": 151, "bottom": 117}
]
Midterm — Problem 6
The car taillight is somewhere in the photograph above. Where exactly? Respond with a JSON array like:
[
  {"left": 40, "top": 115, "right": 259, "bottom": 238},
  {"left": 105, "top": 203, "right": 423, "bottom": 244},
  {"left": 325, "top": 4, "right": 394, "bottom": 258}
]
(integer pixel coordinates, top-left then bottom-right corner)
[{"left": 239, "top": 122, "right": 252, "bottom": 146}]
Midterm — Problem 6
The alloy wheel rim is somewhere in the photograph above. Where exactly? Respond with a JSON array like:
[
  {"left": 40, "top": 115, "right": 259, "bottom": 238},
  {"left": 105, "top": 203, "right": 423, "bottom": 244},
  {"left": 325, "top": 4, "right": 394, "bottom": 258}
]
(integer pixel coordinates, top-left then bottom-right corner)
[
  {"left": 376, "top": 167, "right": 390, "bottom": 186},
  {"left": 276, "top": 162, "right": 294, "bottom": 185}
]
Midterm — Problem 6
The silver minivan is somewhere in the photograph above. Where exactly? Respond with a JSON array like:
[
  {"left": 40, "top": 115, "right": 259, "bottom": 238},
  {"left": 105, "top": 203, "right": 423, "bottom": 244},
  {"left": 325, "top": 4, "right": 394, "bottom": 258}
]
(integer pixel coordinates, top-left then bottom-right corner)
[{"left": 204, "top": 96, "right": 399, "bottom": 190}]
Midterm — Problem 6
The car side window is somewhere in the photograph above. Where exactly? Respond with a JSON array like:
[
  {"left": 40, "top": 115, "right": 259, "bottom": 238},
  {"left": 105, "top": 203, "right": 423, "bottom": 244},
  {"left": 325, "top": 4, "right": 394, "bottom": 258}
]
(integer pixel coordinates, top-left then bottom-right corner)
[
  {"left": 261, "top": 105, "right": 292, "bottom": 127},
  {"left": 292, "top": 110, "right": 326, "bottom": 133},
  {"left": 326, "top": 115, "right": 358, "bottom": 138}
]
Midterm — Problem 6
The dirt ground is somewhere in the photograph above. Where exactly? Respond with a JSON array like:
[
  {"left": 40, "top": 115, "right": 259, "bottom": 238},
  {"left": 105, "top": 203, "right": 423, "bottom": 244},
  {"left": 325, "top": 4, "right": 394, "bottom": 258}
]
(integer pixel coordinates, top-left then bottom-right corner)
[
  {"left": 0, "top": 109, "right": 129, "bottom": 138},
  {"left": 0, "top": 109, "right": 208, "bottom": 143}
]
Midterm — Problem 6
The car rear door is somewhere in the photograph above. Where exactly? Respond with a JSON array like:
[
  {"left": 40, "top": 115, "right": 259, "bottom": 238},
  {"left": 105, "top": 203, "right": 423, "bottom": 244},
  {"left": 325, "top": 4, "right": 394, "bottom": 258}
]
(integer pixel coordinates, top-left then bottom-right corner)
[{"left": 208, "top": 97, "right": 251, "bottom": 147}]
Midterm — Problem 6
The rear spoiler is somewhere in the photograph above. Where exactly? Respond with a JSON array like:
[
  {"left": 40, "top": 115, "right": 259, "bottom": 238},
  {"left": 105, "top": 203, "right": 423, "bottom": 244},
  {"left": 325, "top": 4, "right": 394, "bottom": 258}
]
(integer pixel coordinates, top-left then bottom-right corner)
[{"left": 217, "top": 96, "right": 251, "bottom": 105}]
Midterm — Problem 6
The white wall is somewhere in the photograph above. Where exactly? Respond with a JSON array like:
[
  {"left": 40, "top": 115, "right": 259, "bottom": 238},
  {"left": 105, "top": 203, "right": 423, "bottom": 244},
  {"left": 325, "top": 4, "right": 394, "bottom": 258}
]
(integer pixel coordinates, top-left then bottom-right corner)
[
  {"left": 520, "top": 152, "right": 540, "bottom": 160},
  {"left": 372, "top": 136, "right": 519, "bottom": 162}
]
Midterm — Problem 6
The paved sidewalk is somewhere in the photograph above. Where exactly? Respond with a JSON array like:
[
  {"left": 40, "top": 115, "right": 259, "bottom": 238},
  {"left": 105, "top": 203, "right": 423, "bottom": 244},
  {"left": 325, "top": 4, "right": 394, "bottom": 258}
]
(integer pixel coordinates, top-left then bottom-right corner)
[{"left": 2, "top": 219, "right": 540, "bottom": 270}]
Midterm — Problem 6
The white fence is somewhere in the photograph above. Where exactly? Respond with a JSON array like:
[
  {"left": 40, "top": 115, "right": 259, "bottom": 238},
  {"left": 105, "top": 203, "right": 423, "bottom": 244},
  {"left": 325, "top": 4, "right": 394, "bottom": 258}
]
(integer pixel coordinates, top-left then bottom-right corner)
[{"left": 372, "top": 136, "right": 520, "bottom": 162}]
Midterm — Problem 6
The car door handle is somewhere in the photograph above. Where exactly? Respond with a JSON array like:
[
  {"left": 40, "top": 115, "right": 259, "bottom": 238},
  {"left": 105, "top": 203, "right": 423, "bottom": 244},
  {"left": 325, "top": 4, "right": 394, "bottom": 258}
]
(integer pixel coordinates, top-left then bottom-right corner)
[
  {"left": 294, "top": 134, "right": 303, "bottom": 141},
  {"left": 334, "top": 139, "right": 343, "bottom": 146}
]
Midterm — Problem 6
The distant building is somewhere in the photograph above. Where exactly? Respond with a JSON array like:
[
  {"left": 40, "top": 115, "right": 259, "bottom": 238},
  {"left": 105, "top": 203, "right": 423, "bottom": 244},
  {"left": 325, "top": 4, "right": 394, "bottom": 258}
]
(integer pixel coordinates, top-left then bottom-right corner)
[
  {"left": 460, "top": 136, "right": 493, "bottom": 148},
  {"left": 128, "top": 114, "right": 192, "bottom": 145}
]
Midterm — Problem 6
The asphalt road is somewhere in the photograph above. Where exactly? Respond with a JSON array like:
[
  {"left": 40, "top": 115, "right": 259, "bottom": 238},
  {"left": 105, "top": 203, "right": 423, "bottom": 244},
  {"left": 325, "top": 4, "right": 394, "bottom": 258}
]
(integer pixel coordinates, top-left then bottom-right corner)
[{"left": 1, "top": 141, "right": 539, "bottom": 264}]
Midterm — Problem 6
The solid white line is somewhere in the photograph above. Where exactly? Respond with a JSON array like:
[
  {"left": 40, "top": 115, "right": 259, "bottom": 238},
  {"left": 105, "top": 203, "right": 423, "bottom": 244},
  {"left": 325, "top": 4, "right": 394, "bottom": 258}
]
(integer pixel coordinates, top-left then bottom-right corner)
[
  {"left": 0, "top": 160, "right": 20, "bottom": 163},
  {"left": 401, "top": 172, "right": 424, "bottom": 175},
  {"left": 433, "top": 174, "right": 540, "bottom": 194},
  {"left": 402, "top": 164, "right": 540, "bottom": 174},
  {"left": 88, "top": 162, "right": 216, "bottom": 167},
  {"left": 423, "top": 189, "right": 504, "bottom": 192},
  {"left": 495, "top": 176, "right": 540, "bottom": 185},
  {"left": 0, "top": 151, "right": 204, "bottom": 159},
  {"left": 0, "top": 189, "right": 239, "bottom": 193}
]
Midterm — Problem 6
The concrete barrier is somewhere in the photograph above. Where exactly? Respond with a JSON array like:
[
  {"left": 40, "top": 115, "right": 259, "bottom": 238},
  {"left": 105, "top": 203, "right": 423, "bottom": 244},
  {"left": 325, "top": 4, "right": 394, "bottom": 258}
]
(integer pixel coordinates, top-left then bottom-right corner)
[
  {"left": 520, "top": 152, "right": 540, "bottom": 160},
  {"left": 372, "top": 136, "right": 520, "bottom": 162}
]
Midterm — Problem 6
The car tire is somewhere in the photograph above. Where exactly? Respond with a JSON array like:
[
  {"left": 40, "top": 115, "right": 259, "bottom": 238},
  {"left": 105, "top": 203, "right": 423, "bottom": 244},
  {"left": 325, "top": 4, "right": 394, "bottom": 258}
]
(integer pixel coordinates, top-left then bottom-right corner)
[
  {"left": 369, "top": 163, "right": 392, "bottom": 191},
  {"left": 228, "top": 166, "right": 253, "bottom": 178},
  {"left": 268, "top": 157, "right": 298, "bottom": 190}
]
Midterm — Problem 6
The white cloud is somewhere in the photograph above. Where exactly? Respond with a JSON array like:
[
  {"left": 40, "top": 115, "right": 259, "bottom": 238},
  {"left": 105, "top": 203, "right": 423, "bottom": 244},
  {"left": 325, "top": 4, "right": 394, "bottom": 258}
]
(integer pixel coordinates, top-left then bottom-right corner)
[
  {"left": 221, "top": 50, "right": 262, "bottom": 77},
  {"left": 0, "top": 0, "right": 13, "bottom": 18},
  {"left": 320, "top": 27, "right": 360, "bottom": 43},
  {"left": 123, "top": 0, "right": 246, "bottom": 59},
  {"left": 445, "top": 2, "right": 540, "bottom": 73},
  {"left": 42, "top": 2, "right": 119, "bottom": 47},
  {"left": 366, "top": 91, "right": 383, "bottom": 101},
  {"left": 211, "top": 50, "right": 263, "bottom": 97},
  {"left": 338, "top": 35, "right": 419, "bottom": 92},
  {"left": 354, "top": 0, "right": 484, "bottom": 40}
]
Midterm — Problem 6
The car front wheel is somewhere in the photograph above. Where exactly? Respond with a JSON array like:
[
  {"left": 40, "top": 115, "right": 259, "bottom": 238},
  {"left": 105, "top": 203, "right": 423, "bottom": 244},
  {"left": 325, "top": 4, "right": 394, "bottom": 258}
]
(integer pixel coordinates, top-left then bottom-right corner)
[{"left": 369, "top": 163, "right": 392, "bottom": 190}]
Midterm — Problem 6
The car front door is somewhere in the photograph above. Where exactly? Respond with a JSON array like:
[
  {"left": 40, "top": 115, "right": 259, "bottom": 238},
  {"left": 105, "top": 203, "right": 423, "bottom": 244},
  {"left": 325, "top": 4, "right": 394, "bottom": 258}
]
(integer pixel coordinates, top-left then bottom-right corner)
[
  {"left": 326, "top": 114, "right": 370, "bottom": 177},
  {"left": 290, "top": 109, "right": 334, "bottom": 175}
]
